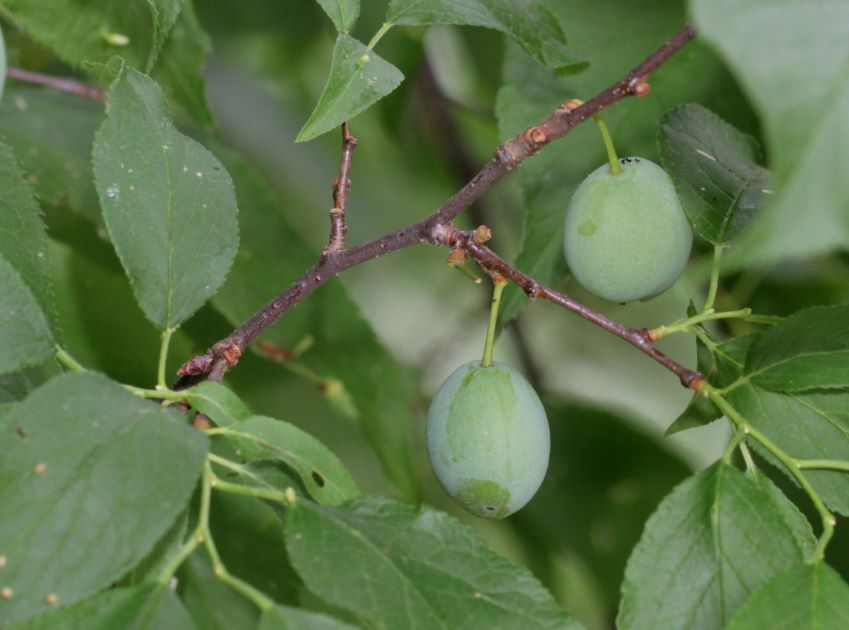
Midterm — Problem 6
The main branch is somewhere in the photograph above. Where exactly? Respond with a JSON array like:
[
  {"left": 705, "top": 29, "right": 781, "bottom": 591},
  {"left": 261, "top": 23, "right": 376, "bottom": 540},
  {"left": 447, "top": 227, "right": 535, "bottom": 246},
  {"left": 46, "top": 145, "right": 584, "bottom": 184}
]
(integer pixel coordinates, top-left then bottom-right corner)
[{"left": 179, "top": 25, "right": 698, "bottom": 386}]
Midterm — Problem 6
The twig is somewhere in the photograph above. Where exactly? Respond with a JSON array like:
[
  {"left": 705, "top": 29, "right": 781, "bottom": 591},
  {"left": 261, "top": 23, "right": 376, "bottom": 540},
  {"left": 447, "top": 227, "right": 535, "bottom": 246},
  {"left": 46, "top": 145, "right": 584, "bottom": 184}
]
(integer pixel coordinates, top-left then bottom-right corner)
[
  {"left": 6, "top": 67, "right": 104, "bottom": 101},
  {"left": 324, "top": 122, "right": 358, "bottom": 255},
  {"left": 179, "top": 25, "right": 698, "bottom": 386},
  {"left": 435, "top": 227, "right": 704, "bottom": 389}
]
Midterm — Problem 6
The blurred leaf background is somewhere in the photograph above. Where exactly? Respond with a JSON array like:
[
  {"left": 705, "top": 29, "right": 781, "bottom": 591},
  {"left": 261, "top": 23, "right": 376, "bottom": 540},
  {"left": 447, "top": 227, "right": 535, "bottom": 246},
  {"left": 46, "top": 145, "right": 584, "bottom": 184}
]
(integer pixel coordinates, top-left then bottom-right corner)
[{"left": 3, "top": 1, "right": 849, "bottom": 628}]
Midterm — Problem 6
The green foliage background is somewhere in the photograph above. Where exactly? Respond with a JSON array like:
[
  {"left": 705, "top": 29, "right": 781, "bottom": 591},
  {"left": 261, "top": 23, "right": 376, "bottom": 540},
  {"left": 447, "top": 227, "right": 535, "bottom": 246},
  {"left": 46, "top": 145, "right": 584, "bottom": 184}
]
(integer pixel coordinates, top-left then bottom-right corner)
[{"left": 1, "top": 1, "right": 849, "bottom": 628}]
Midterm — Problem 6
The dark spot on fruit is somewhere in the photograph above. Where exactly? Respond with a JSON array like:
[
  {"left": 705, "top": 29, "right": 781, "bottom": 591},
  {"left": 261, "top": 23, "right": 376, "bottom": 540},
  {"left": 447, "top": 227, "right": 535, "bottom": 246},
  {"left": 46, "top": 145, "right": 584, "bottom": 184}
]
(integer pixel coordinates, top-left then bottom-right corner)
[
  {"left": 14, "top": 426, "right": 27, "bottom": 439},
  {"left": 311, "top": 471, "right": 326, "bottom": 487}
]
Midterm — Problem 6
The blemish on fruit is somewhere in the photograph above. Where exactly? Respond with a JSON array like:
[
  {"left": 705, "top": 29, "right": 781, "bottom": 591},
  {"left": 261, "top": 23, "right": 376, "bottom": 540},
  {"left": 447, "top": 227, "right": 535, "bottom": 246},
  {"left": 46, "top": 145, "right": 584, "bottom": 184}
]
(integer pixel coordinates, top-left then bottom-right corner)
[
  {"left": 456, "top": 479, "right": 510, "bottom": 519},
  {"left": 578, "top": 220, "right": 597, "bottom": 236}
]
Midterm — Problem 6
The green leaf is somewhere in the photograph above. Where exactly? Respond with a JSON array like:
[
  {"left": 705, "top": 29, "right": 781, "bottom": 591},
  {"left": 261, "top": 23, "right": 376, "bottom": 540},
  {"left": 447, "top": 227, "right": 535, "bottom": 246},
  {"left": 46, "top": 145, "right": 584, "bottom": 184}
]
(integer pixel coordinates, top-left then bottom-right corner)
[
  {"left": 386, "top": 0, "right": 582, "bottom": 71},
  {"left": 517, "top": 401, "right": 690, "bottom": 610},
  {"left": 725, "top": 562, "right": 849, "bottom": 629},
  {"left": 258, "top": 605, "right": 357, "bottom": 630},
  {"left": 314, "top": 0, "right": 360, "bottom": 32},
  {"left": 658, "top": 104, "right": 770, "bottom": 245},
  {"left": 297, "top": 34, "right": 403, "bottom": 142},
  {"left": 223, "top": 415, "right": 360, "bottom": 505},
  {"left": 0, "top": 87, "right": 101, "bottom": 223},
  {"left": 690, "top": 0, "right": 849, "bottom": 265},
  {"left": 93, "top": 67, "right": 239, "bottom": 329},
  {"left": 494, "top": 1, "right": 759, "bottom": 327},
  {"left": 152, "top": 2, "right": 214, "bottom": 128},
  {"left": 0, "top": 372, "right": 207, "bottom": 624},
  {"left": 728, "top": 384, "right": 849, "bottom": 515},
  {"left": 745, "top": 305, "right": 849, "bottom": 393},
  {"left": 0, "top": 138, "right": 55, "bottom": 327},
  {"left": 284, "top": 497, "right": 583, "bottom": 630},
  {"left": 185, "top": 381, "right": 251, "bottom": 427},
  {"left": 145, "top": 0, "right": 185, "bottom": 70},
  {"left": 0, "top": 0, "right": 157, "bottom": 71},
  {"left": 209, "top": 148, "right": 418, "bottom": 499},
  {"left": 0, "top": 253, "right": 54, "bottom": 375},
  {"left": 10, "top": 584, "right": 195, "bottom": 630},
  {"left": 618, "top": 462, "right": 815, "bottom": 630}
]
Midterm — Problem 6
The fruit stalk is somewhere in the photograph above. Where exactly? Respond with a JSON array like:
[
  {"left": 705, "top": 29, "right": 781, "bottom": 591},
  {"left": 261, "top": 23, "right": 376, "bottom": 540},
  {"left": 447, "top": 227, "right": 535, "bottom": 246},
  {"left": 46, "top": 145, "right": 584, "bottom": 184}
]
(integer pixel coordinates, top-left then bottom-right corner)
[
  {"left": 481, "top": 276, "right": 507, "bottom": 368},
  {"left": 593, "top": 114, "right": 622, "bottom": 175}
]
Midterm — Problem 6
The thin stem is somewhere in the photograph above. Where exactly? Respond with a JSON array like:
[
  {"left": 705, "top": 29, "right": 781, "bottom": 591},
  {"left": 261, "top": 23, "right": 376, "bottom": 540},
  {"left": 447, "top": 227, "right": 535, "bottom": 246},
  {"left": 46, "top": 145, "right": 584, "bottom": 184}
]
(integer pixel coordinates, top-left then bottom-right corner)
[
  {"left": 703, "top": 245, "right": 723, "bottom": 311},
  {"left": 216, "top": 570, "right": 274, "bottom": 611},
  {"left": 122, "top": 383, "right": 184, "bottom": 402},
  {"left": 156, "top": 529, "right": 200, "bottom": 585},
  {"left": 739, "top": 441, "right": 757, "bottom": 472},
  {"left": 6, "top": 67, "right": 104, "bottom": 101},
  {"left": 211, "top": 475, "right": 294, "bottom": 506},
  {"left": 157, "top": 327, "right": 176, "bottom": 390},
  {"left": 650, "top": 308, "right": 753, "bottom": 340},
  {"left": 796, "top": 459, "right": 849, "bottom": 473},
  {"left": 367, "top": 22, "right": 393, "bottom": 50},
  {"left": 55, "top": 346, "right": 86, "bottom": 372},
  {"left": 593, "top": 114, "right": 621, "bottom": 174},
  {"left": 324, "top": 123, "right": 358, "bottom": 254},
  {"left": 707, "top": 387, "right": 836, "bottom": 561},
  {"left": 721, "top": 429, "right": 748, "bottom": 463},
  {"left": 481, "top": 279, "right": 507, "bottom": 367}
]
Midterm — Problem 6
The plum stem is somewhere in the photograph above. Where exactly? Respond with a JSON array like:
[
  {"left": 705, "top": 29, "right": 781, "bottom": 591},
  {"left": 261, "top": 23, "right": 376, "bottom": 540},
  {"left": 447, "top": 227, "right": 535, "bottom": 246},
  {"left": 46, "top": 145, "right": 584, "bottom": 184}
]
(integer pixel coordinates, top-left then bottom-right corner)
[
  {"left": 481, "top": 278, "right": 507, "bottom": 368},
  {"left": 593, "top": 114, "right": 622, "bottom": 175}
]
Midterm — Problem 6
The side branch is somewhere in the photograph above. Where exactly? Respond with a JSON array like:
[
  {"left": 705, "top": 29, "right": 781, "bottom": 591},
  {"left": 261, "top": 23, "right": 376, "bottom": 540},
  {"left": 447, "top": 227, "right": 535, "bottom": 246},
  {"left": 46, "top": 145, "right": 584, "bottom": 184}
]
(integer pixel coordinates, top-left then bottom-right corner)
[
  {"left": 6, "top": 67, "right": 105, "bottom": 101},
  {"left": 324, "top": 122, "right": 358, "bottom": 254},
  {"left": 178, "top": 25, "right": 697, "bottom": 385}
]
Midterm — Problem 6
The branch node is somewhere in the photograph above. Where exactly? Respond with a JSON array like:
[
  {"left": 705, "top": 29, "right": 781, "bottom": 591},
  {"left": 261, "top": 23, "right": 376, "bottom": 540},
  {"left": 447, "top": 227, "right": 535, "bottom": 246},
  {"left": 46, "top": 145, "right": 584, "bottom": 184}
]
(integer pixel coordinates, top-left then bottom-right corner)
[
  {"left": 472, "top": 225, "right": 492, "bottom": 244},
  {"left": 634, "top": 77, "right": 652, "bottom": 97},
  {"left": 524, "top": 126, "right": 547, "bottom": 146},
  {"left": 177, "top": 354, "right": 213, "bottom": 376}
]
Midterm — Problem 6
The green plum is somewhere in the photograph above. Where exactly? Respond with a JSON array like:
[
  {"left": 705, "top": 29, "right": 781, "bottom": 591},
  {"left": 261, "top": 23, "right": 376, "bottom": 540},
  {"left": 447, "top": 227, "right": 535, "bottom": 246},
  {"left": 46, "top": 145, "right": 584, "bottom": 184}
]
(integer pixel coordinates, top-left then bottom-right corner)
[
  {"left": 427, "top": 361, "right": 550, "bottom": 518},
  {"left": 563, "top": 157, "right": 692, "bottom": 303}
]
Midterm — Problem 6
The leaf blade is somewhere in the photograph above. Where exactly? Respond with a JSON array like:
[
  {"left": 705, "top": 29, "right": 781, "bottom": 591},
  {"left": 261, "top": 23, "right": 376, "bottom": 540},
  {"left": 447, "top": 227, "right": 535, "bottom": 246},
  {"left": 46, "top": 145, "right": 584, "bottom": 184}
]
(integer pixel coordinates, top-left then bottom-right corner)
[
  {"left": 0, "top": 254, "right": 54, "bottom": 375},
  {"left": 297, "top": 34, "right": 403, "bottom": 143},
  {"left": 658, "top": 103, "right": 770, "bottom": 245},
  {"left": 314, "top": 0, "right": 360, "bottom": 32},
  {"left": 0, "top": 372, "right": 207, "bottom": 623},
  {"left": 93, "top": 67, "right": 239, "bottom": 329},
  {"left": 284, "top": 497, "right": 583, "bottom": 629},
  {"left": 224, "top": 415, "right": 360, "bottom": 505},
  {"left": 618, "top": 462, "right": 815, "bottom": 629}
]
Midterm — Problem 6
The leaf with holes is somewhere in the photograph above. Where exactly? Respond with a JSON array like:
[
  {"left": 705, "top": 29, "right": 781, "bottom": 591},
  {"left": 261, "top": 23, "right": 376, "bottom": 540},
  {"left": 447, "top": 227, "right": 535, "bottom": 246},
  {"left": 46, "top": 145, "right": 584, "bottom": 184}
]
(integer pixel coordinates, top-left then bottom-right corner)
[
  {"left": 0, "top": 372, "right": 207, "bottom": 624},
  {"left": 93, "top": 67, "right": 238, "bottom": 329},
  {"left": 659, "top": 104, "right": 770, "bottom": 245},
  {"left": 297, "top": 34, "right": 403, "bottom": 142},
  {"left": 618, "top": 462, "right": 815, "bottom": 629},
  {"left": 284, "top": 497, "right": 583, "bottom": 629},
  {"left": 224, "top": 415, "right": 360, "bottom": 505}
]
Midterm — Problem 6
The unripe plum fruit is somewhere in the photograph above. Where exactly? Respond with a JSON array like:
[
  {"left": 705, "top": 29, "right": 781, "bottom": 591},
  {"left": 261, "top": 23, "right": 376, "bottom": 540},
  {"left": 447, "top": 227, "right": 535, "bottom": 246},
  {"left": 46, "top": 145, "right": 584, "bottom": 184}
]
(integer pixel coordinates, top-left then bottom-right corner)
[
  {"left": 563, "top": 157, "right": 692, "bottom": 303},
  {"left": 427, "top": 361, "right": 550, "bottom": 518}
]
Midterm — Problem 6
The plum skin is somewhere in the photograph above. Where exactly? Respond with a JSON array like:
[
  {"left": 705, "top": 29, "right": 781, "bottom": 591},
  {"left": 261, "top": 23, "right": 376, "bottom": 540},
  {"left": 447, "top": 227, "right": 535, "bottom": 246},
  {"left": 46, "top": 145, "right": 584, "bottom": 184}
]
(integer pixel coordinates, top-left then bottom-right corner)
[
  {"left": 563, "top": 157, "right": 692, "bottom": 303},
  {"left": 426, "top": 361, "right": 550, "bottom": 518}
]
